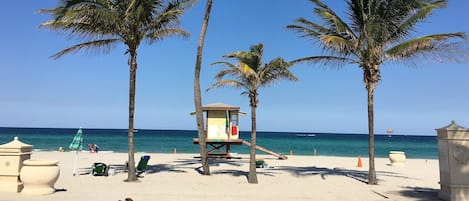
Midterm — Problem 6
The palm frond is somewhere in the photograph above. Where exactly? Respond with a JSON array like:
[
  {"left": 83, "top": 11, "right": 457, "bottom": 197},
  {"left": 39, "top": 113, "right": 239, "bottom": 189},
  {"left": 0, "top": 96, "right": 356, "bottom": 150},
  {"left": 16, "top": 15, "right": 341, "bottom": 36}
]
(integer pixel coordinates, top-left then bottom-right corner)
[
  {"left": 296, "top": 17, "right": 330, "bottom": 34},
  {"left": 207, "top": 80, "right": 244, "bottom": 91},
  {"left": 347, "top": 0, "right": 362, "bottom": 33},
  {"left": 211, "top": 61, "right": 256, "bottom": 82},
  {"left": 146, "top": 0, "right": 193, "bottom": 32},
  {"left": 285, "top": 24, "right": 322, "bottom": 39},
  {"left": 238, "top": 62, "right": 257, "bottom": 77},
  {"left": 390, "top": 0, "right": 447, "bottom": 42},
  {"left": 223, "top": 44, "right": 263, "bottom": 70},
  {"left": 260, "top": 58, "right": 298, "bottom": 86},
  {"left": 151, "top": 9, "right": 183, "bottom": 28},
  {"left": 286, "top": 17, "right": 330, "bottom": 40},
  {"left": 147, "top": 28, "right": 189, "bottom": 42},
  {"left": 291, "top": 55, "right": 356, "bottom": 68},
  {"left": 388, "top": 41, "right": 469, "bottom": 66},
  {"left": 39, "top": 0, "right": 118, "bottom": 39},
  {"left": 50, "top": 38, "right": 120, "bottom": 59},
  {"left": 249, "top": 43, "right": 263, "bottom": 56},
  {"left": 223, "top": 51, "right": 251, "bottom": 62},
  {"left": 386, "top": 33, "right": 467, "bottom": 60},
  {"left": 211, "top": 61, "right": 238, "bottom": 69},
  {"left": 213, "top": 69, "right": 238, "bottom": 81},
  {"left": 319, "top": 35, "right": 357, "bottom": 55},
  {"left": 224, "top": 52, "right": 260, "bottom": 72},
  {"left": 311, "top": 0, "right": 357, "bottom": 40},
  {"left": 38, "top": 0, "right": 105, "bottom": 17}
]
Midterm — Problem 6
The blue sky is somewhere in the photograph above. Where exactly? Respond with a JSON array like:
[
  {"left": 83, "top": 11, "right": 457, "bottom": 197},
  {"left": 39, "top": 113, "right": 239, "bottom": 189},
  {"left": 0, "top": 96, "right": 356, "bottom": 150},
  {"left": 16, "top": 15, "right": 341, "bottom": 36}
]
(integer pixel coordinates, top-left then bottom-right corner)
[{"left": 1, "top": 1, "right": 468, "bottom": 135}]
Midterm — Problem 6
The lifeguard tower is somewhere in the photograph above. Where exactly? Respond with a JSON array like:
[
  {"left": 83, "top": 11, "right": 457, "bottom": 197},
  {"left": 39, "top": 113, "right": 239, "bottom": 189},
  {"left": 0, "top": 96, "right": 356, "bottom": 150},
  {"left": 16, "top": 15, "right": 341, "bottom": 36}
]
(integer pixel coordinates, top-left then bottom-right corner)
[
  {"left": 192, "top": 103, "right": 288, "bottom": 160},
  {"left": 192, "top": 103, "right": 244, "bottom": 158}
]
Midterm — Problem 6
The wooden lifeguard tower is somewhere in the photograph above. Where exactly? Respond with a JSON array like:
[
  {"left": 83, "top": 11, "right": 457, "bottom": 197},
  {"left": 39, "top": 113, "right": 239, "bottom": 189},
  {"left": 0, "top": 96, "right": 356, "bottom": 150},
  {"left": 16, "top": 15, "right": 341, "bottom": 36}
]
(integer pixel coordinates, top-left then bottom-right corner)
[
  {"left": 192, "top": 103, "right": 244, "bottom": 158},
  {"left": 192, "top": 103, "right": 288, "bottom": 160}
]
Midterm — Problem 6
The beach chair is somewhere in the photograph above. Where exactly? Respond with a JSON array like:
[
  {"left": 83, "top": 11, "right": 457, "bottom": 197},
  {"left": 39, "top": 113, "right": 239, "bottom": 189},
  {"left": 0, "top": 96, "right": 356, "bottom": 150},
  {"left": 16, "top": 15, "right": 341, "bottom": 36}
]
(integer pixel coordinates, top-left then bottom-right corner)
[
  {"left": 256, "top": 159, "right": 264, "bottom": 168},
  {"left": 92, "top": 162, "right": 108, "bottom": 176},
  {"left": 136, "top": 155, "right": 151, "bottom": 176}
]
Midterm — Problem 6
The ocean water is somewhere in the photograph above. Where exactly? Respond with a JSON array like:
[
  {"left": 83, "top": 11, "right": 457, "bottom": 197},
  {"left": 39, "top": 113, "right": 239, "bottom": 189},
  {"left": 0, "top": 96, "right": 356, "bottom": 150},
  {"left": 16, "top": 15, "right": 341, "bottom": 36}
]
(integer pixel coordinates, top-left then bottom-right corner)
[{"left": 0, "top": 127, "right": 438, "bottom": 159}]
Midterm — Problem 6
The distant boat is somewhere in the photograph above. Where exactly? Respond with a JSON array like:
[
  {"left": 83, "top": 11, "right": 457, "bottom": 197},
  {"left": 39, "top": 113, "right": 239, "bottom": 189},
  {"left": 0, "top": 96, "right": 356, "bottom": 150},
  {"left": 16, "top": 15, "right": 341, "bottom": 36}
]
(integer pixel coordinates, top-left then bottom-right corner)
[
  {"left": 296, "top": 134, "right": 316, "bottom": 137},
  {"left": 133, "top": 129, "right": 139, "bottom": 133},
  {"left": 387, "top": 128, "right": 394, "bottom": 138}
]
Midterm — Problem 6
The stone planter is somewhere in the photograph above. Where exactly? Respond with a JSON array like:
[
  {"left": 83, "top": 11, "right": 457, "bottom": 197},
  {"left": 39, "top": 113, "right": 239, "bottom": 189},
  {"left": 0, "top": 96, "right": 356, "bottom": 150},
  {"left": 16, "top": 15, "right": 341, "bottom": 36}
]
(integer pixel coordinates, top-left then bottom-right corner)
[
  {"left": 389, "top": 151, "right": 406, "bottom": 166},
  {"left": 20, "top": 159, "right": 60, "bottom": 195}
]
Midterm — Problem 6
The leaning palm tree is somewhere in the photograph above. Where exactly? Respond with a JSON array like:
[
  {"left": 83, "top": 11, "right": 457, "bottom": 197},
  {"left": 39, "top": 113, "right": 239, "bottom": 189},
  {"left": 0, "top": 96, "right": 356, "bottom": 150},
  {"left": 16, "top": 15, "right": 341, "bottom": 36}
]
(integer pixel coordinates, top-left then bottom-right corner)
[
  {"left": 287, "top": 0, "right": 467, "bottom": 184},
  {"left": 193, "top": 0, "right": 213, "bottom": 175},
  {"left": 39, "top": 0, "right": 192, "bottom": 182},
  {"left": 208, "top": 43, "right": 298, "bottom": 184}
]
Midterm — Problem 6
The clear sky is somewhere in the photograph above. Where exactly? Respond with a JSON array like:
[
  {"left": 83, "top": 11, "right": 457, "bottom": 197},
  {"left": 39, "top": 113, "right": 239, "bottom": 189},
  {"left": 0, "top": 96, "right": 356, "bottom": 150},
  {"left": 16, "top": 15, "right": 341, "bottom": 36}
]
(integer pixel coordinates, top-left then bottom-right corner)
[{"left": 1, "top": 1, "right": 468, "bottom": 135}]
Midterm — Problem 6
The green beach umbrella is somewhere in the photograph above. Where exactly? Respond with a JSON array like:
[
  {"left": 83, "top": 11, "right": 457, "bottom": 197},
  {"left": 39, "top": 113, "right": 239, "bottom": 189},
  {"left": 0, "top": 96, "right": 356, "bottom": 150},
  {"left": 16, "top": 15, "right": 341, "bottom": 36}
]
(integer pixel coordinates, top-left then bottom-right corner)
[
  {"left": 69, "top": 127, "right": 83, "bottom": 150},
  {"left": 69, "top": 127, "right": 83, "bottom": 176}
]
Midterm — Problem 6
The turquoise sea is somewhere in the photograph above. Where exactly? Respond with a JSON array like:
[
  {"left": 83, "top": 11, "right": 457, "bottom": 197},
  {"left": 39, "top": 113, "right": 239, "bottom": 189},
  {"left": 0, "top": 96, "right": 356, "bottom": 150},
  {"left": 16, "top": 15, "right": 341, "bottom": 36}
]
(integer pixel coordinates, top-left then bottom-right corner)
[{"left": 0, "top": 127, "right": 438, "bottom": 159}]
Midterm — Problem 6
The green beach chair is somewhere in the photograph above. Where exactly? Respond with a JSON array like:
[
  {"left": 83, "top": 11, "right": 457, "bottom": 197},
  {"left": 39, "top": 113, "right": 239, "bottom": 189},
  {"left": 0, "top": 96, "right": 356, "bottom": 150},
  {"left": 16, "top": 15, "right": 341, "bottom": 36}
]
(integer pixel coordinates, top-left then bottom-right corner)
[
  {"left": 92, "top": 162, "right": 108, "bottom": 176},
  {"left": 136, "top": 155, "right": 151, "bottom": 176},
  {"left": 256, "top": 159, "right": 264, "bottom": 168}
]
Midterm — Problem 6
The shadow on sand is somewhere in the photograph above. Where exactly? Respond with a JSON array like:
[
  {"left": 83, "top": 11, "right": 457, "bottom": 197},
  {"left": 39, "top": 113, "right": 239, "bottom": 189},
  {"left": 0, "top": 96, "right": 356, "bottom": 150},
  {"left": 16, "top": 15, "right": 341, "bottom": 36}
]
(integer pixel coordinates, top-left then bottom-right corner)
[
  {"left": 270, "top": 165, "right": 415, "bottom": 184},
  {"left": 141, "top": 157, "right": 281, "bottom": 180},
  {"left": 395, "top": 186, "right": 442, "bottom": 201},
  {"left": 78, "top": 157, "right": 444, "bottom": 200}
]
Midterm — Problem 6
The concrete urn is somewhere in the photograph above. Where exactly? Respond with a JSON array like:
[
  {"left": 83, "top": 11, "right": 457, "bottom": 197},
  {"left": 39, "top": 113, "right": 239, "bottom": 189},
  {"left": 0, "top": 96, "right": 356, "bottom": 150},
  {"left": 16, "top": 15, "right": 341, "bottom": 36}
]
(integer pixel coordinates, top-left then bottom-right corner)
[
  {"left": 389, "top": 151, "right": 406, "bottom": 166},
  {"left": 20, "top": 159, "right": 60, "bottom": 195}
]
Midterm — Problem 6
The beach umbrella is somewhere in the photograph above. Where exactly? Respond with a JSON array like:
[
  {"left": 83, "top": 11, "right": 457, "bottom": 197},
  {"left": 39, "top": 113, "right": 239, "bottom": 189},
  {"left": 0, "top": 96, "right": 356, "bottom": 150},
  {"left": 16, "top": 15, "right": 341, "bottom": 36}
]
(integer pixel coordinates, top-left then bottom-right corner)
[{"left": 69, "top": 127, "right": 83, "bottom": 176}]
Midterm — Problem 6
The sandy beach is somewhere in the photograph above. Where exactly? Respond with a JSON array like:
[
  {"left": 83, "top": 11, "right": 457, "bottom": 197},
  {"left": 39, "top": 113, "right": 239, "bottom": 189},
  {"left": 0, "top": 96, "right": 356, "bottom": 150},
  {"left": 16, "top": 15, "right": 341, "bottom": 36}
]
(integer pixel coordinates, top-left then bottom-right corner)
[{"left": 1, "top": 151, "right": 440, "bottom": 201}]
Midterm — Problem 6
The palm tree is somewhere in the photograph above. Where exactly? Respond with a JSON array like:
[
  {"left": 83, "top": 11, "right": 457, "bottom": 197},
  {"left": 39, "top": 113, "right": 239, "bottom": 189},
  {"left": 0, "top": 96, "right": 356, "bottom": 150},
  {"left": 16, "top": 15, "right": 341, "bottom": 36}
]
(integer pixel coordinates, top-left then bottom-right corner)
[
  {"left": 194, "top": 0, "right": 213, "bottom": 175},
  {"left": 208, "top": 43, "right": 298, "bottom": 184},
  {"left": 287, "top": 0, "right": 467, "bottom": 184},
  {"left": 39, "top": 0, "right": 192, "bottom": 182}
]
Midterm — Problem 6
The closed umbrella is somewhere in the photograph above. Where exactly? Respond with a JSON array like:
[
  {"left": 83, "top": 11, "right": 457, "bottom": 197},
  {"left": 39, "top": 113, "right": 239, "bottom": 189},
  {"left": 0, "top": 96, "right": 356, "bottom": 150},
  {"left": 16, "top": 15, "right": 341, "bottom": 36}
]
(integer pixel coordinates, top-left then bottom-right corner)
[{"left": 69, "top": 127, "right": 83, "bottom": 176}]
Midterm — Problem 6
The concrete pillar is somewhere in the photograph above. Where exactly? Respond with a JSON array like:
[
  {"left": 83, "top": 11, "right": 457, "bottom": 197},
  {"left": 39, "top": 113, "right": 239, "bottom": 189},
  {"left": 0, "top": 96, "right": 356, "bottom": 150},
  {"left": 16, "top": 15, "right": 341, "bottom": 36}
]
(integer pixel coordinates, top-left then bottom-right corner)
[
  {"left": 0, "top": 137, "right": 33, "bottom": 192},
  {"left": 437, "top": 121, "right": 469, "bottom": 201}
]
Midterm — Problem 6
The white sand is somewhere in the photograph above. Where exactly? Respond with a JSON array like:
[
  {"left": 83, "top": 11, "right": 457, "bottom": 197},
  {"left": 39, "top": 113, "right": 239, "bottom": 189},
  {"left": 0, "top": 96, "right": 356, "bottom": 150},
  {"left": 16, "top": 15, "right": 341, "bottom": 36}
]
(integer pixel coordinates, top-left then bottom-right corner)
[{"left": 1, "top": 151, "right": 441, "bottom": 201}]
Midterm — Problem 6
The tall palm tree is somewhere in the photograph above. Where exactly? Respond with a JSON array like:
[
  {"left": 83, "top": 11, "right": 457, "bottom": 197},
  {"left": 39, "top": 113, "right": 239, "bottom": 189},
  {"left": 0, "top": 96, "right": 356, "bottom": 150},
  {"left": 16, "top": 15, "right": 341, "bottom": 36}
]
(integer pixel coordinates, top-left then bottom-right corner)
[
  {"left": 208, "top": 43, "right": 298, "bottom": 184},
  {"left": 194, "top": 0, "right": 213, "bottom": 175},
  {"left": 39, "top": 0, "right": 192, "bottom": 182},
  {"left": 287, "top": 0, "right": 466, "bottom": 184}
]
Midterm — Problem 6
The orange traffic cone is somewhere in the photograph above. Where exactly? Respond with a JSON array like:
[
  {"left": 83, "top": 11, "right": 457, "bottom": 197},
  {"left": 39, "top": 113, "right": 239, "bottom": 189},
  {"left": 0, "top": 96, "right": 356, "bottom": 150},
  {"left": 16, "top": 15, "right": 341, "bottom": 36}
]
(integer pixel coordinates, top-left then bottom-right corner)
[
  {"left": 173, "top": 148, "right": 177, "bottom": 154},
  {"left": 357, "top": 155, "right": 363, "bottom": 168}
]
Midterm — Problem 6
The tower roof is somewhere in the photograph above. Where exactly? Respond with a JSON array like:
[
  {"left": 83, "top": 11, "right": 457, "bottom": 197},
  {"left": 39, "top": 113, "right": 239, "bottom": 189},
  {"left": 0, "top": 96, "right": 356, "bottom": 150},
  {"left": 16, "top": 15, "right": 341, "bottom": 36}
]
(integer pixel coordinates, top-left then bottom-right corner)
[{"left": 202, "top": 103, "right": 240, "bottom": 111}]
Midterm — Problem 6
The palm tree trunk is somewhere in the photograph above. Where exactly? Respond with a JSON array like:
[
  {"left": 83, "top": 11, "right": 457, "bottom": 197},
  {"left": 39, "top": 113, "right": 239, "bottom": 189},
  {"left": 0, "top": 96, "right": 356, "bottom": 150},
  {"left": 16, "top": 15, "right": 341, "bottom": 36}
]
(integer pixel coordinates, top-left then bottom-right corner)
[
  {"left": 126, "top": 48, "right": 138, "bottom": 182},
  {"left": 194, "top": 0, "right": 213, "bottom": 175},
  {"left": 248, "top": 95, "right": 258, "bottom": 184},
  {"left": 367, "top": 82, "right": 377, "bottom": 185}
]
